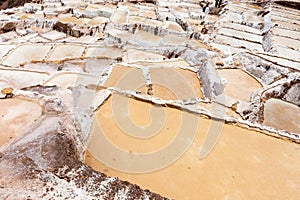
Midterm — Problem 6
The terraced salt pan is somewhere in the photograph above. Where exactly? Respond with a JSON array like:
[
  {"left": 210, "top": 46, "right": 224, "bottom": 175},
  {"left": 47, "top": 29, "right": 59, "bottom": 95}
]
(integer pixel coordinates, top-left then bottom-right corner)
[
  {"left": 41, "top": 31, "right": 66, "bottom": 41},
  {"left": 243, "top": 13, "right": 263, "bottom": 24},
  {"left": 106, "top": 29, "right": 135, "bottom": 42},
  {"left": 44, "top": 72, "right": 99, "bottom": 89},
  {"left": 228, "top": 2, "right": 262, "bottom": 12},
  {"left": 124, "top": 49, "right": 166, "bottom": 63},
  {"left": 2, "top": 44, "right": 52, "bottom": 66},
  {"left": 0, "top": 45, "right": 15, "bottom": 61},
  {"left": 128, "top": 15, "right": 146, "bottom": 24},
  {"left": 58, "top": 16, "right": 77, "bottom": 23},
  {"left": 149, "top": 68, "right": 203, "bottom": 100},
  {"left": 272, "top": 27, "right": 300, "bottom": 40},
  {"left": 104, "top": 65, "right": 147, "bottom": 93},
  {"left": 85, "top": 94, "right": 300, "bottom": 200},
  {"left": 222, "top": 23, "right": 262, "bottom": 35},
  {"left": 264, "top": 98, "right": 300, "bottom": 135},
  {"left": 0, "top": 98, "right": 42, "bottom": 146},
  {"left": 0, "top": 69, "right": 49, "bottom": 89},
  {"left": 136, "top": 59, "right": 191, "bottom": 69},
  {"left": 141, "top": 10, "right": 158, "bottom": 19},
  {"left": 74, "top": 18, "right": 91, "bottom": 26},
  {"left": 161, "top": 35, "right": 186, "bottom": 46},
  {"left": 29, "top": 36, "right": 51, "bottom": 43},
  {"left": 217, "top": 69, "right": 262, "bottom": 102},
  {"left": 110, "top": 10, "right": 127, "bottom": 24},
  {"left": 134, "top": 30, "right": 162, "bottom": 46},
  {"left": 85, "top": 47, "right": 123, "bottom": 59},
  {"left": 276, "top": 46, "right": 300, "bottom": 61},
  {"left": 87, "top": 16, "right": 110, "bottom": 25},
  {"left": 271, "top": 7, "right": 300, "bottom": 19},
  {"left": 271, "top": 14, "right": 300, "bottom": 27},
  {"left": 212, "top": 43, "right": 244, "bottom": 54},
  {"left": 257, "top": 53, "right": 300, "bottom": 71},
  {"left": 162, "top": 21, "right": 184, "bottom": 32},
  {"left": 72, "top": 59, "right": 112, "bottom": 76},
  {"left": 215, "top": 35, "right": 263, "bottom": 52},
  {"left": 143, "top": 19, "right": 164, "bottom": 28},
  {"left": 225, "top": 12, "right": 244, "bottom": 23},
  {"left": 47, "top": 45, "right": 85, "bottom": 61},
  {"left": 274, "top": 20, "right": 300, "bottom": 31},
  {"left": 273, "top": 35, "right": 300, "bottom": 51},
  {"left": 218, "top": 27, "right": 262, "bottom": 43}
]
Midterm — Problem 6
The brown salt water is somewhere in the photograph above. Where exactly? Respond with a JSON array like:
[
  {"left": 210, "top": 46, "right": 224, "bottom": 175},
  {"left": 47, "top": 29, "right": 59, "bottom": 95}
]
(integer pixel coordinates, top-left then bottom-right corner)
[{"left": 84, "top": 94, "right": 300, "bottom": 200}]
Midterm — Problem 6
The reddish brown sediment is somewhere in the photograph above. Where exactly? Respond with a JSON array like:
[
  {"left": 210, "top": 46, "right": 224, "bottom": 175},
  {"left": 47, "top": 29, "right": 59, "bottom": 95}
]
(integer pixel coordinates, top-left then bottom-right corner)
[{"left": 0, "top": 0, "right": 35, "bottom": 10}]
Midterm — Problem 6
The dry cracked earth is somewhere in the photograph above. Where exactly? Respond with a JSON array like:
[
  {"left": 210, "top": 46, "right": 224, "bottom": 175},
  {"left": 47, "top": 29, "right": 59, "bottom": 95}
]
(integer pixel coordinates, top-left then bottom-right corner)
[{"left": 0, "top": 0, "right": 300, "bottom": 199}]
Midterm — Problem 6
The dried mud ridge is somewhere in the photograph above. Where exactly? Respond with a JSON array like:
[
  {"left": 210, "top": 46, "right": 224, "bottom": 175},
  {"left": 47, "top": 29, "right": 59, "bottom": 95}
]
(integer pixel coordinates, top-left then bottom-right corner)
[
  {"left": 0, "top": 0, "right": 300, "bottom": 199},
  {"left": 0, "top": 0, "right": 40, "bottom": 10}
]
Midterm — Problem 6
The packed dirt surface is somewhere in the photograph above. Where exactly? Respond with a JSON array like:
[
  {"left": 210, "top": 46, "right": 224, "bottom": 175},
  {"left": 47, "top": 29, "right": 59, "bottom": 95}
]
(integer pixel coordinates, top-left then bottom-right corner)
[{"left": 0, "top": 0, "right": 300, "bottom": 199}]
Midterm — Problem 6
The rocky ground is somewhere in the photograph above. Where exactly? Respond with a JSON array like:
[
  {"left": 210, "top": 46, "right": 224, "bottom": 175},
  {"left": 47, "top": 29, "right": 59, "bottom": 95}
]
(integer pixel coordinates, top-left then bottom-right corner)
[
  {"left": 0, "top": 0, "right": 299, "bottom": 199},
  {"left": 0, "top": 0, "right": 38, "bottom": 10}
]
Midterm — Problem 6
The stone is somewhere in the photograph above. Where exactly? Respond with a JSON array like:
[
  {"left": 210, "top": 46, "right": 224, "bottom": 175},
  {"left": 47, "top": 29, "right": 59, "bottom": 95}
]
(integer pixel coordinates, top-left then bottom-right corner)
[
  {"left": 84, "top": 5, "right": 101, "bottom": 19},
  {"left": 23, "top": 3, "right": 43, "bottom": 13},
  {"left": 1, "top": 87, "right": 13, "bottom": 95},
  {"left": 53, "top": 21, "right": 72, "bottom": 34},
  {"left": 284, "top": 83, "right": 300, "bottom": 106},
  {"left": 1, "top": 22, "right": 16, "bottom": 33},
  {"left": 197, "top": 61, "right": 225, "bottom": 99}
]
